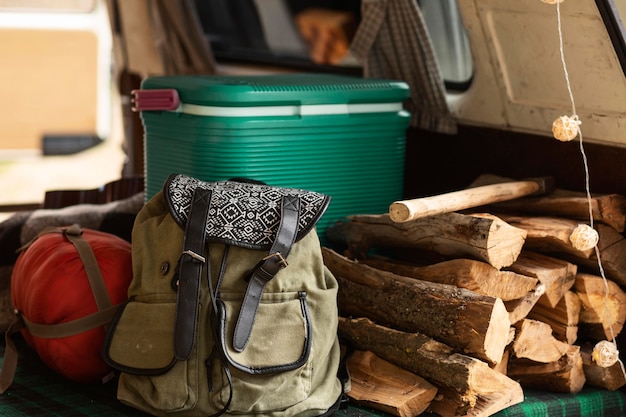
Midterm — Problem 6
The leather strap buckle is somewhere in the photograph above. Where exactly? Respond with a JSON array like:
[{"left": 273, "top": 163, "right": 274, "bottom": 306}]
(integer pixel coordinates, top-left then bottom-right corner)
[
  {"left": 262, "top": 252, "right": 288, "bottom": 269},
  {"left": 181, "top": 250, "right": 206, "bottom": 264}
]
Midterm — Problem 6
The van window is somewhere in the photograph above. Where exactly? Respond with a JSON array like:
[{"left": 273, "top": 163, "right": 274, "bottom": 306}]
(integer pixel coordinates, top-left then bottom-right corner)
[
  {"left": 417, "top": 0, "right": 473, "bottom": 90},
  {"left": 195, "top": 0, "right": 473, "bottom": 89},
  {"left": 596, "top": 0, "right": 626, "bottom": 76}
]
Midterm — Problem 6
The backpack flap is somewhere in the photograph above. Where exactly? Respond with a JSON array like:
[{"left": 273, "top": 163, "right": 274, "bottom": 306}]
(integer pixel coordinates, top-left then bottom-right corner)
[{"left": 164, "top": 174, "right": 330, "bottom": 250}]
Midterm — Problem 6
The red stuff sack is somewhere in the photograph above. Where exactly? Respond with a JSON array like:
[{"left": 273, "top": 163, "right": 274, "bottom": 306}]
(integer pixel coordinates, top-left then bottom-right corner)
[{"left": 1, "top": 224, "right": 132, "bottom": 390}]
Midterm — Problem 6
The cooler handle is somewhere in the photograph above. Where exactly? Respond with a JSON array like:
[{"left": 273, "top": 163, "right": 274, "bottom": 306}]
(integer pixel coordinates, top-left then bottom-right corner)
[{"left": 131, "top": 89, "right": 180, "bottom": 112}]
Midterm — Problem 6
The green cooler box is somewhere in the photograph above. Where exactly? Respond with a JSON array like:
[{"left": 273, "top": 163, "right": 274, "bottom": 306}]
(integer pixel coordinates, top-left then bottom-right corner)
[{"left": 133, "top": 73, "right": 410, "bottom": 237}]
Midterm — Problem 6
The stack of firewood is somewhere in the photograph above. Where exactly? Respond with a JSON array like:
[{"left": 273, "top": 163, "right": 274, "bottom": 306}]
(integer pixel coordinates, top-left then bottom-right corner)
[{"left": 324, "top": 174, "right": 626, "bottom": 417}]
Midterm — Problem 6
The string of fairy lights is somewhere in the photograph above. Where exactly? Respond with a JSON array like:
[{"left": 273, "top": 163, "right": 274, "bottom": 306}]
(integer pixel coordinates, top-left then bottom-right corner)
[{"left": 541, "top": 0, "right": 624, "bottom": 374}]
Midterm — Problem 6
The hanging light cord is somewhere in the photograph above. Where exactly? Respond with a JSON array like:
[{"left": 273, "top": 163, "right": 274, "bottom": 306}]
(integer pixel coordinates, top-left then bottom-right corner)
[{"left": 554, "top": 1, "right": 625, "bottom": 375}]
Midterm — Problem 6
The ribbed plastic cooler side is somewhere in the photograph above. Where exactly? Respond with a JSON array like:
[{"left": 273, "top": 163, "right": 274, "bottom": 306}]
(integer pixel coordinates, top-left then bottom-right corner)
[
  {"left": 139, "top": 73, "right": 411, "bottom": 237},
  {"left": 144, "top": 137, "right": 406, "bottom": 238}
]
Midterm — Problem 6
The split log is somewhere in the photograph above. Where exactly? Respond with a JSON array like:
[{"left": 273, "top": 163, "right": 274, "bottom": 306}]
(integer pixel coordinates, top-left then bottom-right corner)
[
  {"left": 512, "top": 319, "right": 570, "bottom": 363},
  {"left": 339, "top": 317, "right": 524, "bottom": 417},
  {"left": 324, "top": 248, "right": 512, "bottom": 365},
  {"left": 497, "top": 216, "right": 626, "bottom": 287},
  {"left": 495, "top": 214, "right": 594, "bottom": 259},
  {"left": 575, "top": 273, "right": 626, "bottom": 340},
  {"left": 360, "top": 258, "right": 538, "bottom": 302},
  {"left": 507, "top": 344, "right": 586, "bottom": 393},
  {"left": 503, "top": 283, "right": 546, "bottom": 325},
  {"left": 506, "top": 251, "right": 577, "bottom": 308},
  {"left": 346, "top": 350, "right": 438, "bottom": 417},
  {"left": 493, "top": 349, "right": 510, "bottom": 375},
  {"left": 527, "top": 291, "right": 581, "bottom": 344},
  {"left": 427, "top": 384, "right": 524, "bottom": 417},
  {"left": 470, "top": 173, "right": 626, "bottom": 232},
  {"left": 580, "top": 342, "right": 626, "bottom": 391},
  {"left": 562, "top": 224, "right": 626, "bottom": 287},
  {"left": 325, "top": 212, "right": 527, "bottom": 270}
]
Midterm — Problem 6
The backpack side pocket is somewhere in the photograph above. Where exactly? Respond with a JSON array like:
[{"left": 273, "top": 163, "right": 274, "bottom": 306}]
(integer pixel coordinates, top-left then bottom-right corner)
[
  {"left": 103, "top": 295, "right": 202, "bottom": 413},
  {"left": 103, "top": 297, "right": 177, "bottom": 374}
]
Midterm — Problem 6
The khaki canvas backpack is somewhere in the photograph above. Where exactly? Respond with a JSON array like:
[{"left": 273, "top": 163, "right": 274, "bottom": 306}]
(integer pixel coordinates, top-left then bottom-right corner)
[{"left": 103, "top": 173, "right": 345, "bottom": 416}]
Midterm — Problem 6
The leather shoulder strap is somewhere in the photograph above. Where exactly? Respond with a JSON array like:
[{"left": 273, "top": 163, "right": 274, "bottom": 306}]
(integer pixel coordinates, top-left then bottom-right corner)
[
  {"left": 232, "top": 195, "right": 300, "bottom": 352},
  {"left": 174, "top": 187, "right": 212, "bottom": 360}
]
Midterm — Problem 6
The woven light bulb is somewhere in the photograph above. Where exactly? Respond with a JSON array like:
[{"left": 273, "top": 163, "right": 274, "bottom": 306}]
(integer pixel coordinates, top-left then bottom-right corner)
[
  {"left": 552, "top": 115, "right": 581, "bottom": 142},
  {"left": 593, "top": 340, "right": 619, "bottom": 368},
  {"left": 569, "top": 224, "right": 598, "bottom": 251}
]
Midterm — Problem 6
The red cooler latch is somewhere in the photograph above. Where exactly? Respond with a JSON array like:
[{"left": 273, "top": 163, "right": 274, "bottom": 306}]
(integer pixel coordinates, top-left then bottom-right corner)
[{"left": 131, "top": 89, "right": 180, "bottom": 112}]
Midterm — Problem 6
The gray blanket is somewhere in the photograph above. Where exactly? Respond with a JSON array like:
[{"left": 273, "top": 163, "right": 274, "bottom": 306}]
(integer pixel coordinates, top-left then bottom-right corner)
[{"left": 0, "top": 192, "right": 144, "bottom": 331}]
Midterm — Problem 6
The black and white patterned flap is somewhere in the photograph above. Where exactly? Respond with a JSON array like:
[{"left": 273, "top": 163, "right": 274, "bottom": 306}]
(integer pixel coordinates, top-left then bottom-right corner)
[{"left": 164, "top": 174, "right": 331, "bottom": 249}]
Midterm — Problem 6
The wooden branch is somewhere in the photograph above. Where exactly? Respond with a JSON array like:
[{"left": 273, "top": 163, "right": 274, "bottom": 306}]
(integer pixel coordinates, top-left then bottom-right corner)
[
  {"left": 506, "top": 251, "right": 577, "bottom": 308},
  {"left": 324, "top": 248, "right": 511, "bottom": 365},
  {"left": 575, "top": 273, "right": 626, "bottom": 340},
  {"left": 528, "top": 291, "right": 581, "bottom": 344},
  {"left": 469, "top": 173, "right": 626, "bottom": 232},
  {"left": 347, "top": 350, "right": 438, "bottom": 417},
  {"left": 325, "top": 212, "right": 527, "bottom": 269},
  {"left": 580, "top": 342, "right": 626, "bottom": 391},
  {"left": 512, "top": 319, "right": 570, "bottom": 363},
  {"left": 339, "top": 317, "right": 523, "bottom": 416},
  {"left": 507, "top": 344, "right": 586, "bottom": 393},
  {"left": 361, "top": 257, "right": 538, "bottom": 301}
]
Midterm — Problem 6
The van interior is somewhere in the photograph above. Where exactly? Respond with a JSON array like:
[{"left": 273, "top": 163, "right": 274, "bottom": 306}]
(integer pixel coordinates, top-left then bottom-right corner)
[{"left": 1, "top": 1, "right": 626, "bottom": 416}]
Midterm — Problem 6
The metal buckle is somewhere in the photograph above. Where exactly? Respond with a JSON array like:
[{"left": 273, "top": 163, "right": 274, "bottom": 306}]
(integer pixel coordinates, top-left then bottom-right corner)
[
  {"left": 181, "top": 250, "right": 206, "bottom": 264},
  {"left": 262, "top": 252, "right": 288, "bottom": 268}
]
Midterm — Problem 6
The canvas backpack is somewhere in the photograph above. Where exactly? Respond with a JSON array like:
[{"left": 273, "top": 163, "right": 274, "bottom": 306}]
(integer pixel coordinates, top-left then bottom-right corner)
[{"left": 103, "top": 173, "right": 345, "bottom": 416}]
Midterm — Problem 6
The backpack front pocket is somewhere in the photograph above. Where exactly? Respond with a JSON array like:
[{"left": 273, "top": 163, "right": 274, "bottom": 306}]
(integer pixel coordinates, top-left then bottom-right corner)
[{"left": 213, "top": 290, "right": 313, "bottom": 412}]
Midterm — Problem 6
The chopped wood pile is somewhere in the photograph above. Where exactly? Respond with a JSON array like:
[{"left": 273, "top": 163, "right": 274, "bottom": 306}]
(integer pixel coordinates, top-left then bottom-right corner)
[{"left": 325, "top": 174, "right": 626, "bottom": 417}]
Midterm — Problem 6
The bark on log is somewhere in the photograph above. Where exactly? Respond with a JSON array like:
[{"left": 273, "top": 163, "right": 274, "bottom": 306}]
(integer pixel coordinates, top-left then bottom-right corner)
[
  {"left": 361, "top": 257, "right": 538, "bottom": 301},
  {"left": 506, "top": 251, "right": 577, "bottom": 308},
  {"left": 507, "top": 344, "right": 586, "bottom": 393},
  {"left": 575, "top": 273, "right": 626, "bottom": 340},
  {"left": 324, "top": 248, "right": 511, "bottom": 365},
  {"left": 512, "top": 319, "right": 570, "bottom": 363},
  {"left": 469, "top": 173, "right": 626, "bottom": 232},
  {"left": 325, "top": 212, "right": 527, "bottom": 270},
  {"left": 338, "top": 317, "right": 524, "bottom": 416},
  {"left": 528, "top": 291, "right": 581, "bottom": 344},
  {"left": 580, "top": 342, "right": 626, "bottom": 391},
  {"left": 347, "top": 350, "right": 438, "bottom": 417}
]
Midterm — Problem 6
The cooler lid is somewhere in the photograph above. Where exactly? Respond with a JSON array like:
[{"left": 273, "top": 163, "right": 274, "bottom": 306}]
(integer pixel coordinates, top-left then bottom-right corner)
[{"left": 135, "top": 73, "right": 410, "bottom": 114}]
